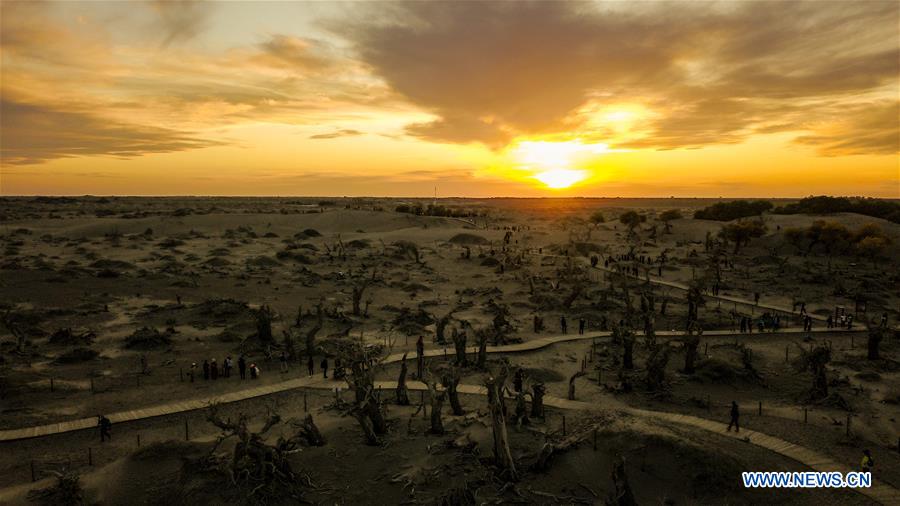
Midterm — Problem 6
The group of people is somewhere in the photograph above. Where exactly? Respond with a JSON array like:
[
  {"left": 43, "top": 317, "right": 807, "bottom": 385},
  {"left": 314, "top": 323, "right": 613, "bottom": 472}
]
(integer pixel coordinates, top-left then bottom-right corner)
[
  {"left": 558, "top": 316, "right": 587, "bottom": 335},
  {"left": 190, "top": 355, "right": 260, "bottom": 382},
  {"left": 826, "top": 313, "right": 854, "bottom": 329},
  {"left": 737, "top": 313, "right": 782, "bottom": 333}
]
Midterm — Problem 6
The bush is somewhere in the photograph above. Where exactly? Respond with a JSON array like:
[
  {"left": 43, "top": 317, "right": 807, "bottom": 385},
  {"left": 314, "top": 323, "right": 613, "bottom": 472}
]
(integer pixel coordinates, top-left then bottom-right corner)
[
  {"left": 694, "top": 200, "right": 772, "bottom": 221},
  {"left": 774, "top": 196, "right": 900, "bottom": 223}
]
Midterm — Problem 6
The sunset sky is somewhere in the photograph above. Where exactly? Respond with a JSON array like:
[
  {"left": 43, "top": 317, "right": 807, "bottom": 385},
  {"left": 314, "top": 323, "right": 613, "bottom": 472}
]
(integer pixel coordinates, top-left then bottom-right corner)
[{"left": 1, "top": 1, "right": 898, "bottom": 197}]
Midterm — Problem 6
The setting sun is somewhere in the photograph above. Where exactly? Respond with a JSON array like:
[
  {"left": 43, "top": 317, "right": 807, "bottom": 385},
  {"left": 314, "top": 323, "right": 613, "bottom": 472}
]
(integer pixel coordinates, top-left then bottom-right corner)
[
  {"left": 509, "top": 140, "right": 608, "bottom": 189},
  {"left": 534, "top": 168, "right": 588, "bottom": 189}
]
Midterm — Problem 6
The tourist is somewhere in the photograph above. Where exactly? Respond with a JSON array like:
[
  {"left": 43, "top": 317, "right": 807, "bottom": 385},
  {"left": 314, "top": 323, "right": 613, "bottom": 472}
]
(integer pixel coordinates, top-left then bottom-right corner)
[
  {"left": 98, "top": 414, "right": 112, "bottom": 442},
  {"left": 560, "top": 316, "right": 567, "bottom": 334},
  {"left": 280, "top": 350, "right": 288, "bottom": 373},
  {"left": 726, "top": 401, "right": 740, "bottom": 433},
  {"left": 224, "top": 356, "right": 232, "bottom": 378},
  {"left": 202, "top": 359, "right": 210, "bottom": 380},
  {"left": 249, "top": 363, "right": 259, "bottom": 379},
  {"left": 860, "top": 449, "right": 874, "bottom": 473},
  {"left": 578, "top": 318, "right": 586, "bottom": 335},
  {"left": 238, "top": 355, "right": 247, "bottom": 380},
  {"left": 307, "top": 355, "right": 314, "bottom": 377},
  {"left": 210, "top": 358, "right": 219, "bottom": 380},
  {"left": 321, "top": 357, "right": 328, "bottom": 379}
]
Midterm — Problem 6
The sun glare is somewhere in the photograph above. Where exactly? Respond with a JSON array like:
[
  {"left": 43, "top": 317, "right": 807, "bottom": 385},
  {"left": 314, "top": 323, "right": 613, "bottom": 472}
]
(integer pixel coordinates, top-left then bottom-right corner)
[
  {"left": 510, "top": 140, "right": 608, "bottom": 189},
  {"left": 534, "top": 169, "right": 589, "bottom": 189}
]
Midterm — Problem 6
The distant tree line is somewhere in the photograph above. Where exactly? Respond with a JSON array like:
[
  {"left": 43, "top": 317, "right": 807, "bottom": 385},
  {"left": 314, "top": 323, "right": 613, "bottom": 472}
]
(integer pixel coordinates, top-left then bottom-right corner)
[
  {"left": 773, "top": 196, "right": 900, "bottom": 224},
  {"left": 694, "top": 200, "right": 773, "bottom": 221},
  {"left": 395, "top": 203, "right": 484, "bottom": 218}
]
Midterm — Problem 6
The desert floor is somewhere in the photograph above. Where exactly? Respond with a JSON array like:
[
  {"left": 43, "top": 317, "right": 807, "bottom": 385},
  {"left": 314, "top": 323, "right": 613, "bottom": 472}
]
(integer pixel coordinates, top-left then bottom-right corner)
[{"left": 1, "top": 196, "right": 898, "bottom": 505}]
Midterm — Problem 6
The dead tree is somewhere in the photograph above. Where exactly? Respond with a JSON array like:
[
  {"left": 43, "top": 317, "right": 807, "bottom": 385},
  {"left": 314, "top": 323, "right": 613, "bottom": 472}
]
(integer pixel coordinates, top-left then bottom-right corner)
[
  {"left": 396, "top": 352, "right": 410, "bottom": 405},
  {"left": 610, "top": 455, "right": 636, "bottom": 506},
  {"left": 425, "top": 371, "right": 447, "bottom": 435},
  {"left": 793, "top": 344, "right": 831, "bottom": 400},
  {"left": 1, "top": 310, "right": 28, "bottom": 353},
  {"left": 645, "top": 344, "right": 670, "bottom": 391},
  {"left": 305, "top": 305, "right": 324, "bottom": 357},
  {"left": 485, "top": 368, "right": 517, "bottom": 480},
  {"left": 290, "top": 414, "right": 326, "bottom": 446},
  {"left": 682, "top": 331, "right": 700, "bottom": 374},
  {"left": 867, "top": 325, "right": 885, "bottom": 361},
  {"left": 330, "top": 338, "right": 388, "bottom": 445},
  {"left": 530, "top": 382, "right": 546, "bottom": 418},
  {"left": 513, "top": 390, "right": 529, "bottom": 426},
  {"left": 440, "top": 364, "right": 465, "bottom": 416},
  {"left": 205, "top": 404, "right": 306, "bottom": 501},
  {"left": 452, "top": 326, "right": 468, "bottom": 366},
  {"left": 435, "top": 309, "right": 455, "bottom": 344},
  {"left": 254, "top": 305, "right": 275, "bottom": 344},
  {"left": 475, "top": 327, "right": 489, "bottom": 369},
  {"left": 616, "top": 325, "right": 635, "bottom": 370},
  {"left": 351, "top": 269, "right": 376, "bottom": 317},
  {"left": 562, "top": 281, "right": 585, "bottom": 309},
  {"left": 567, "top": 371, "right": 586, "bottom": 400}
]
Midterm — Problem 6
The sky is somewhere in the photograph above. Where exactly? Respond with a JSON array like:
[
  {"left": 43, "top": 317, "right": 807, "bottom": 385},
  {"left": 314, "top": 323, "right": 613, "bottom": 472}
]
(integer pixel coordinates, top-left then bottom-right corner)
[{"left": 1, "top": 0, "right": 898, "bottom": 197}]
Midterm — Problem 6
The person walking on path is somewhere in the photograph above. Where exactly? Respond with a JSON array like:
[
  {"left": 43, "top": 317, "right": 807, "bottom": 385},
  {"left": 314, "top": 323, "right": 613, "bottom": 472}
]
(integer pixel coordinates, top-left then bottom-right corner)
[
  {"left": 210, "top": 358, "right": 219, "bottom": 380},
  {"left": 560, "top": 316, "right": 568, "bottom": 334},
  {"left": 727, "top": 401, "right": 740, "bottom": 433},
  {"left": 189, "top": 362, "right": 196, "bottom": 383},
  {"left": 513, "top": 368, "right": 524, "bottom": 393},
  {"left": 238, "top": 355, "right": 247, "bottom": 380},
  {"left": 202, "top": 359, "right": 210, "bottom": 380},
  {"left": 98, "top": 415, "right": 112, "bottom": 442},
  {"left": 280, "top": 351, "right": 289, "bottom": 373},
  {"left": 860, "top": 449, "right": 874, "bottom": 473},
  {"left": 307, "top": 355, "right": 314, "bottom": 377},
  {"left": 578, "top": 318, "right": 586, "bottom": 335},
  {"left": 321, "top": 357, "right": 329, "bottom": 379},
  {"left": 224, "top": 356, "right": 232, "bottom": 378},
  {"left": 249, "top": 363, "right": 259, "bottom": 379}
]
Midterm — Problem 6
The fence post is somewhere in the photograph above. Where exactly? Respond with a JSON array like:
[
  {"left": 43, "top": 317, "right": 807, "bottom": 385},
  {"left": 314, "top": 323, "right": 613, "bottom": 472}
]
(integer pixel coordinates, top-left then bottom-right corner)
[
  {"left": 304, "top": 392, "right": 308, "bottom": 412},
  {"left": 704, "top": 343, "right": 708, "bottom": 357},
  {"left": 184, "top": 419, "right": 189, "bottom": 441},
  {"left": 758, "top": 401, "right": 762, "bottom": 416}
]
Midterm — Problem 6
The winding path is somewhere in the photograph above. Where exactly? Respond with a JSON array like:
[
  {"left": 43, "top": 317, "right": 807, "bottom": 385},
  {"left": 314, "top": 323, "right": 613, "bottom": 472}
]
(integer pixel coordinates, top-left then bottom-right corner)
[{"left": 0, "top": 326, "right": 862, "bottom": 442}]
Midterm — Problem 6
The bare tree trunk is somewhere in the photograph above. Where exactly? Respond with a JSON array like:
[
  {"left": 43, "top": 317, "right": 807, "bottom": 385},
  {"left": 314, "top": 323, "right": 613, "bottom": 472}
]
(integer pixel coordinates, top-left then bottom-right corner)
[
  {"left": 486, "top": 371, "right": 517, "bottom": 480},
  {"left": 611, "top": 455, "right": 636, "bottom": 506},
  {"left": 396, "top": 353, "right": 410, "bottom": 405},
  {"left": 530, "top": 383, "right": 546, "bottom": 418},
  {"left": 452, "top": 329, "right": 468, "bottom": 366}
]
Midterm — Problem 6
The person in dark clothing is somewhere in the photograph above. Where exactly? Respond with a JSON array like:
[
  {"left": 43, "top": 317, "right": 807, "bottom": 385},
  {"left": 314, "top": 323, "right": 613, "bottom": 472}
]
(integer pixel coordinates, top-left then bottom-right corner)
[
  {"left": 98, "top": 415, "right": 112, "bottom": 442},
  {"left": 321, "top": 357, "right": 328, "bottom": 379},
  {"left": 881, "top": 313, "right": 889, "bottom": 328},
  {"left": 560, "top": 316, "right": 567, "bottom": 334},
  {"left": 210, "top": 358, "right": 219, "bottom": 380},
  {"left": 578, "top": 318, "right": 586, "bottom": 335},
  {"left": 754, "top": 292, "right": 760, "bottom": 305},
  {"left": 740, "top": 317, "right": 747, "bottom": 333},
  {"left": 513, "top": 368, "right": 524, "bottom": 393},
  {"left": 238, "top": 355, "right": 247, "bottom": 380},
  {"left": 202, "top": 360, "right": 210, "bottom": 380},
  {"left": 727, "top": 401, "right": 740, "bottom": 433},
  {"left": 307, "top": 355, "right": 314, "bottom": 376}
]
